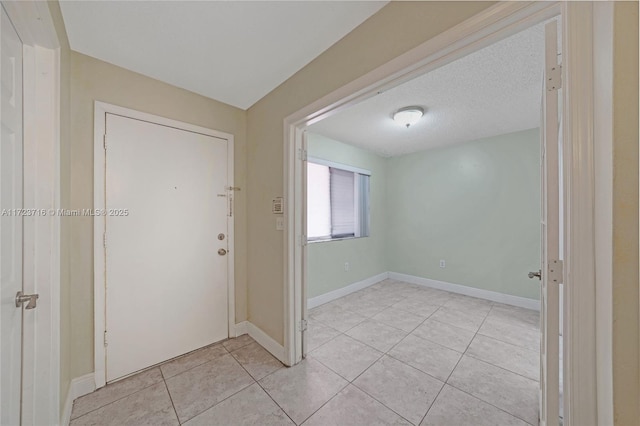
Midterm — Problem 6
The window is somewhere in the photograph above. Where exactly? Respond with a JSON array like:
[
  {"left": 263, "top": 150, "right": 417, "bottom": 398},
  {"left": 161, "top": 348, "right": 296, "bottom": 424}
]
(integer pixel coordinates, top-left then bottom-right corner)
[{"left": 307, "top": 158, "right": 370, "bottom": 241}]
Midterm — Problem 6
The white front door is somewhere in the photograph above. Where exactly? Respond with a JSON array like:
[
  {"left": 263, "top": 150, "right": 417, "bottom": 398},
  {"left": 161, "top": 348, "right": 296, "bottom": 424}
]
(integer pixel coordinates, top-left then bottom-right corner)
[
  {"left": 538, "top": 20, "right": 562, "bottom": 426},
  {"left": 104, "top": 114, "right": 230, "bottom": 381},
  {"left": 0, "top": 5, "right": 24, "bottom": 424}
]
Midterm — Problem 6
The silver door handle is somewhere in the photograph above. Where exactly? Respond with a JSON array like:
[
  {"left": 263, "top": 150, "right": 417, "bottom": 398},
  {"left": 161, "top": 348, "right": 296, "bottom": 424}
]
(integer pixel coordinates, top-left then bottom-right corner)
[
  {"left": 16, "top": 291, "right": 39, "bottom": 309},
  {"left": 528, "top": 270, "right": 542, "bottom": 280},
  {"left": 218, "top": 248, "right": 227, "bottom": 256}
]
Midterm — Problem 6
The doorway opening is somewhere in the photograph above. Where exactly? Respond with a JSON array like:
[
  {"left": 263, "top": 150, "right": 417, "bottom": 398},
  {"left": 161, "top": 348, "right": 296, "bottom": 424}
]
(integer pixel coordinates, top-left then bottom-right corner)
[
  {"left": 284, "top": 2, "right": 600, "bottom": 425},
  {"left": 301, "top": 16, "right": 561, "bottom": 426}
]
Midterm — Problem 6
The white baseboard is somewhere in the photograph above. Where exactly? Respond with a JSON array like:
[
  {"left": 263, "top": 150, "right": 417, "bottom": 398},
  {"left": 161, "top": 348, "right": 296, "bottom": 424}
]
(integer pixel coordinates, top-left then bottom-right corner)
[
  {"left": 246, "top": 322, "right": 287, "bottom": 364},
  {"left": 234, "top": 321, "right": 248, "bottom": 337},
  {"left": 307, "top": 272, "right": 389, "bottom": 309},
  {"left": 388, "top": 271, "right": 540, "bottom": 311},
  {"left": 60, "top": 373, "right": 96, "bottom": 425},
  {"left": 233, "top": 320, "right": 286, "bottom": 365}
]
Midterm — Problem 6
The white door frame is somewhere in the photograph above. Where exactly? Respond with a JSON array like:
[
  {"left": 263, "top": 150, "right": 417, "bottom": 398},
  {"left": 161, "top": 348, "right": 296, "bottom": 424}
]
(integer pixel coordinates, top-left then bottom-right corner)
[
  {"left": 284, "top": 2, "right": 605, "bottom": 425},
  {"left": 1, "top": 1, "right": 61, "bottom": 424},
  {"left": 93, "top": 102, "right": 236, "bottom": 388}
]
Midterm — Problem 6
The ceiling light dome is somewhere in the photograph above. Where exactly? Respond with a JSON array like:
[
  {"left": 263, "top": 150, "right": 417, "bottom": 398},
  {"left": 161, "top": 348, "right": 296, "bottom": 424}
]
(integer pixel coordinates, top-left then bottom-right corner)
[{"left": 393, "top": 106, "right": 424, "bottom": 128}]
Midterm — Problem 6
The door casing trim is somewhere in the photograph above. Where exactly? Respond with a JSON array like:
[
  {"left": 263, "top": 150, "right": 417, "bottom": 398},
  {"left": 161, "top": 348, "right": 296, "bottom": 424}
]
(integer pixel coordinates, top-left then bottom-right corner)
[
  {"left": 283, "top": 2, "right": 605, "bottom": 425},
  {"left": 93, "top": 101, "right": 236, "bottom": 388}
]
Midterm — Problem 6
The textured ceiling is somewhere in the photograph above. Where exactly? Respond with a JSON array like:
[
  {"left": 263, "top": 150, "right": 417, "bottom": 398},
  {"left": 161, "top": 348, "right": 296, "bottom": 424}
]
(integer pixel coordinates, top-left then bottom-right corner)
[
  {"left": 309, "top": 21, "right": 553, "bottom": 157},
  {"left": 59, "top": 1, "right": 387, "bottom": 109}
]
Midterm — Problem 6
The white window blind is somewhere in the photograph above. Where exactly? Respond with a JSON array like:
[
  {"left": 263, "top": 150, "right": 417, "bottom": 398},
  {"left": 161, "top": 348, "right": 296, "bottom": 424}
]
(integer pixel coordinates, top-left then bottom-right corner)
[{"left": 330, "top": 167, "right": 355, "bottom": 237}]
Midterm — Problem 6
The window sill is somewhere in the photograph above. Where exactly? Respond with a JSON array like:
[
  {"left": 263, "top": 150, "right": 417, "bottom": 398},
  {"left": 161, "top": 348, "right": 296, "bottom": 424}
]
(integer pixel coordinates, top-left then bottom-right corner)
[{"left": 307, "top": 236, "right": 368, "bottom": 244}]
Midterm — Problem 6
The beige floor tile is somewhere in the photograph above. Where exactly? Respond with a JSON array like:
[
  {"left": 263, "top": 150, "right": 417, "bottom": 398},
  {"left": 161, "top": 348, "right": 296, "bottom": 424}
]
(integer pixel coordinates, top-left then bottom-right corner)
[
  {"left": 345, "top": 319, "right": 407, "bottom": 352},
  {"left": 183, "top": 383, "right": 293, "bottom": 426},
  {"left": 222, "top": 334, "right": 255, "bottom": 352},
  {"left": 310, "top": 334, "right": 382, "bottom": 381},
  {"left": 409, "top": 289, "right": 454, "bottom": 306},
  {"left": 466, "top": 335, "right": 539, "bottom": 381},
  {"left": 448, "top": 356, "right": 538, "bottom": 425},
  {"left": 421, "top": 385, "right": 530, "bottom": 426},
  {"left": 306, "top": 319, "right": 341, "bottom": 352},
  {"left": 369, "top": 279, "right": 394, "bottom": 291},
  {"left": 70, "top": 382, "right": 178, "bottom": 426},
  {"left": 259, "top": 358, "right": 348, "bottom": 424},
  {"left": 160, "top": 343, "right": 228, "bottom": 379},
  {"left": 429, "top": 306, "right": 487, "bottom": 332},
  {"left": 354, "top": 356, "right": 443, "bottom": 425},
  {"left": 310, "top": 305, "right": 367, "bottom": 332},
  {"left": 371, "top": 293, "right": 408, "bottom": 307},
  {"left": 444, "top": 294, "right": 494, "bottom": 315},
  {"left": 71, "top": 368, "right": 163, "bottom": 419},
  {"left": 165, "top": 353, "right": 254, "bottom": 422},
  {"left": 375, "top": 282, "right": 417, "bottom": 298},
  {"left": 389, "top": 284, "right": 425, "bottom": 299},
  {"left": 303, "top": 384, "right": 412, "bottom": 426},
  {"left": 329, "top": 293, "right": 367, "bottom": 311},
  {"left": 358, "top": 286, "right": 383, "bottom": 297},
  {"left": 488, "top": 304, "right": 540, "bottom": 330},
  {"left": 412, "top": 319, "right": 476, "bottom": 353},
  {"left": 391, "top": 298, "right": 441, "bottom": 317},
  {"left": 388, "top": 334, "right": 462, "bottom": 381},
  {"left": 230, "top": 341, "right": 284, "bottom": 380},
  {"left": 344, "top": 298, "right": 391, "bottom": 318},
  {"left": 478, "top": 317, "right": 540, "bottom": 351},
  {"left": 372, "top": 306, "right": 428, "bottom": 332}
]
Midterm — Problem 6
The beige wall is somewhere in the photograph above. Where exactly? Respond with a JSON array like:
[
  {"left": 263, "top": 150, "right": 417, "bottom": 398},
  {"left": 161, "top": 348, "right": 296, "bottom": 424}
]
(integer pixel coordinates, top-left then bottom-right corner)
[
  {"left": 50, "top": 1, "right": 638, "bottom": 421},
  {"left": 67, "top": 52, "right": 248, "bottom": 378},
  {"left": 612, "top": 2, "right": 639, "bottom": 425},
  {"left": 245, "top": 1, "right": 495, "bottom": 344}
]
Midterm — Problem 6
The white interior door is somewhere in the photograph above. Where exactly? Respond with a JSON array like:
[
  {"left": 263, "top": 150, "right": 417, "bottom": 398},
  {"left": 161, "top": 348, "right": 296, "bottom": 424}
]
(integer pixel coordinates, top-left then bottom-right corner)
[
  {"left": 105, "top": 114, "right": 229, "bottom": 382},
  {"left": 538, "top": 20, "right": 561, "bottom": 426},
  {"left": 0, "top": 6, "right": 23, "bottom": 425}
]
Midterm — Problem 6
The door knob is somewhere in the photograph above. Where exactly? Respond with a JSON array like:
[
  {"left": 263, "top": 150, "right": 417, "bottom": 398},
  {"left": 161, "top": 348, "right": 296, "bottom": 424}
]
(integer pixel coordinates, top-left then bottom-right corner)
[
  {"left": 218, "top": 248, "right": 227, "bottom": 256},
  {"left": 528, "top": 270, "right": 542, "bottom": 280},
  {"left": 16, "top": 291, "right": 39, "bottom": 309}
]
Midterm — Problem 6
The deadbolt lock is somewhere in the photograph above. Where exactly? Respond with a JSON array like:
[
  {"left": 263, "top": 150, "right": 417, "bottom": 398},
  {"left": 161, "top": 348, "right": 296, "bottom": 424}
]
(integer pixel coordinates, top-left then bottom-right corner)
[{"left": 218, "top": 233, "right": 225, "bottom": 241}]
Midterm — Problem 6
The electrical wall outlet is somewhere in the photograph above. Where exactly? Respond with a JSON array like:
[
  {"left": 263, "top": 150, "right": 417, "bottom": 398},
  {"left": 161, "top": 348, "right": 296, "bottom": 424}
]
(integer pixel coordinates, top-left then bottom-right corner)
[
  {"left": 439, "top": 260, "right": 446, "bottom": 268},
  {"left": 344, "top": 262, "right": 350, "bottom": 271}
]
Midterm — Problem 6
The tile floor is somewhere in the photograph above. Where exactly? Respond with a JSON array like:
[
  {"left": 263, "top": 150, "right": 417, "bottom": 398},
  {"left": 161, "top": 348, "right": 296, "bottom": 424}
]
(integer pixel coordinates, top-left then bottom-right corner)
[{"left": 70, "top": 279, "right": 540, "bottom": 425}]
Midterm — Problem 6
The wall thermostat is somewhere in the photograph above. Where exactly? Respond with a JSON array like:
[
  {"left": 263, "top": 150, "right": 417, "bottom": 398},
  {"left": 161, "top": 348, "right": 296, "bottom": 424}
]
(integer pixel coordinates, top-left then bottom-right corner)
[{"left": 272, "top": 197, "right": 284, "bottom": 214}]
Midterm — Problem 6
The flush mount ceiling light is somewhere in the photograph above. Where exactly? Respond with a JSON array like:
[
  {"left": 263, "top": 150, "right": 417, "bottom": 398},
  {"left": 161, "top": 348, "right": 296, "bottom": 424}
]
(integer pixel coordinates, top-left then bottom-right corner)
[{"left": 392, "top": 106, "right": 424, "bottom": 128}]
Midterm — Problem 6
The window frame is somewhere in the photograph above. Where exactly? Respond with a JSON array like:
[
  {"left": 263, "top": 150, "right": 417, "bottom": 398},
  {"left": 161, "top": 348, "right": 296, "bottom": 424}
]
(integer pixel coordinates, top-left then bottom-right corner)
[{"left": 306, "top": 156, "right": 371, "bottom": 243}]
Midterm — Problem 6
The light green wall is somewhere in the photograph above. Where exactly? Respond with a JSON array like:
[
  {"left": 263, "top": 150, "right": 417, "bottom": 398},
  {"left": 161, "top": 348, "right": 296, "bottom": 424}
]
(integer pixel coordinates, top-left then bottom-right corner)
[
  {"left": 308, "top": 128, "right": 540, "bottom": 301},
  {"left": 386, "top": 128, "right": 540, "bottom": 299},
  {"left": 307, "top": 133, "right": 388, "bottom": 298}
]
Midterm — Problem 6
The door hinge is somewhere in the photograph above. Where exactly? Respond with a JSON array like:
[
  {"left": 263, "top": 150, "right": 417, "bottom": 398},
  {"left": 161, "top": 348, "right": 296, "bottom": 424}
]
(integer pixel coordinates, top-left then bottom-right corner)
[
  {"left": 103, "top": 231, "right": 107, "bottom": 248},
  {"left": 103, "top": 330, "right": 108, "bottom": 347},
  {"left": 299, "top": 235, "right": 307, "bottom": 247},
  {"left": 546, "top": 64, "right": 562, "bottom": 91},
  {"left": 548, "top": 259, "right": 563, "bottom": 284},
  {"left": 298, "top": 148, "right": 307, "bottom": 161},
  {"left": 103, "top": 134, "right": 107, "bottom": 150},
  {"left": 298, "top": 319, "right": 308, "bottom": 332}
]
